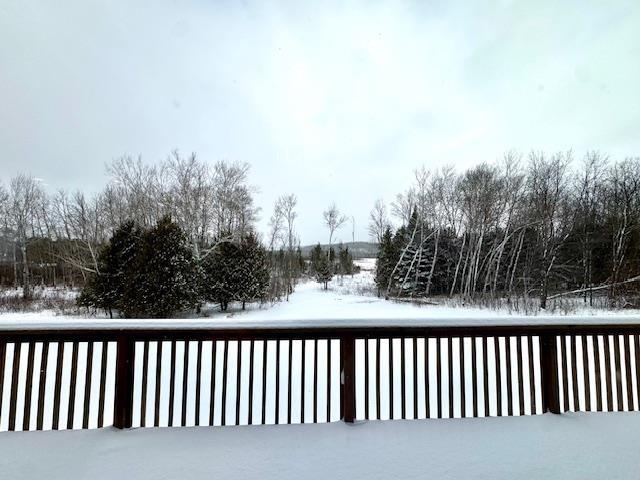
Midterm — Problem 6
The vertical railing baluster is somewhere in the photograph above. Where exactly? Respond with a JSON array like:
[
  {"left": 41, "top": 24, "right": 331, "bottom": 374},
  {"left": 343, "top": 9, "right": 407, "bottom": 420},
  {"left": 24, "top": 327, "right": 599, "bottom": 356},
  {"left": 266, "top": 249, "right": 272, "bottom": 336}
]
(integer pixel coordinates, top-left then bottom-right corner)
[
  {"left": 614, "top": 335, "right": 623, "bottom": 411},
  {"left": 365, "top": 338, "right": 370, "bottom": 420},
  {"left": 287, "top": 340, "right": 292, "bottom": 424},
  {"left": 248, "top": 340, "right": 254, "bottom": 425},
  {"left": 261, "top": 340, "right": 267, "bottom": 425},
  {"left": 436, "top": 337, "right": 442, "bottom": 419},
  {"left": 23, "top": 341, "right": 35, "bottom": 431},
  {"left": 168, "top": 340, "right": 176, "bottom": 426},
  {"left": 113, "top": 337, "right": 134, "bottom": 429},
  {"left": 460, "top": 337, "right": 466, "bottom": 418},
  {"left": 154, "top": 341, "right": 163, "bottom": 427},
  {"left": 582, "top": 335, "right": 591, "bottom": 411},
  {"left": 182, "top": 341, "right": 190, "bottom": 427},
  {"left": 139, "top": 341, "right": 148, "bottom": 428},
  {"left": 413, "top": 337, "right": 418, "bottom": 420},
  {"left": 400, "top": 337, "right": 406, "bottom": 420},
  {"left": 624, "top": 335, "right": 633, "bottom": 411},
  {"left": 301, "top": 339, "right": 306, "bottom": 423},
  {"left": 604, "top": 335, "right": 613, "bottom": 411},
  {"left": 376, "top": 338, "right": 381, "bottom": 420},
  {"left": 528, "top": 336, "right": 536, "bottom": 414},
  {"left": 221, "top": 340, "right": 229, "bottom": 426},
  {"left": 327, "top": 339, "right": 332, "bottom": 422},
  {"left": 570, "top": 335, "right": 579, "bottom": 411},
  {"left": 52, "top": 342, "right": 64, "bottom": 430},
  {"left": 389, "top": 338, "right": 394, "bottom": 420},
  {"left": 471, "top": 336, "right": 477, "bottom": 417},
  {"left": 36, "top": 342, "right": 49, "bottom": 430},
  {"left": 82, "top": 341, "right": 94, "bottom": 429},
  {"left": 560, "top": 336, "right": 569, "bottom": 412},
  {"left": 540, "top": 334, "right": 560, "bottom": 414},
  {"left": 635, "top": 335, "right": 640, "bottom": 411},
  {"left": 275, "top": 340, "right": 280, "bottom": 424},
  {"left": 482, "top": 336, "right": 489, "bottom": 417},
  {"left": 236, "top": 340, "right": 243, "bottom": 426},
  {"left": 449, "top": 337, "right": 454, "bottom": 418},
  {"left": 594, "top": 335, "right": 602, "bottom": 412},
  {"left": 313, "top": 339, "right": 318, "bottom": 423},
  {"left": 8, "top": 342, "right": 22, "bottom": 431},
  {"left": 506, "top": 336, "right": 513, "bottom": 416},
  {"left": 67, "top": 341, "right": 79, "bottom": 430},
  {"left": 424, "top": 337, "right": 430, "bottom": 418},
  {"left": 0, "top": 342, "right": 5, "bottom": 425},
  {"left": 341, "top": 335, "right": 356, "bottom": 423},
  {"left": 495, "top": 337, "right": 502, "bottom": 416},
  {"left": 209, "top": 340, "right": 217, "bottom": 426},
  {"left": 195, "top": 340, "right": 202, "bottom": 426},
  {"left": 516, "top": 336, "right": 524, "bottom": 416}
]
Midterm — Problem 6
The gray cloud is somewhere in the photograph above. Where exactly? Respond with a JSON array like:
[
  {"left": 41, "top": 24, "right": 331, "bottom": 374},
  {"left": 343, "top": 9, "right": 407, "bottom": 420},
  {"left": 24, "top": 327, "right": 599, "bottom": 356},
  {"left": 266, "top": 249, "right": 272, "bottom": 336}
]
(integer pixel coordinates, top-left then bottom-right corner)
[{"left": 1, "top": 0, "right": 639, "bottom": 243}]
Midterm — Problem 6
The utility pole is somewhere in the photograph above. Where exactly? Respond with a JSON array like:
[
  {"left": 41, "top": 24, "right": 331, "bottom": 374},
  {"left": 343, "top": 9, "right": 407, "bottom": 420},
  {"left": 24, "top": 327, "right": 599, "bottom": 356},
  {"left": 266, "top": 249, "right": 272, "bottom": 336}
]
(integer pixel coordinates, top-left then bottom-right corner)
[{"left": 351, "top": 216, "right": 355, "bottom": 244}]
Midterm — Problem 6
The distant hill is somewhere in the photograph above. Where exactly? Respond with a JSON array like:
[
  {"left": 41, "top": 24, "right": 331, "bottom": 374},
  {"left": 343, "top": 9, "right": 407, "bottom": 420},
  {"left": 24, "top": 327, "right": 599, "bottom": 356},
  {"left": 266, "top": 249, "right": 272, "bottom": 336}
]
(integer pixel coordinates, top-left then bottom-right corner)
[{"left": 300, "top": 241, "right": 378, "bottom": 259}]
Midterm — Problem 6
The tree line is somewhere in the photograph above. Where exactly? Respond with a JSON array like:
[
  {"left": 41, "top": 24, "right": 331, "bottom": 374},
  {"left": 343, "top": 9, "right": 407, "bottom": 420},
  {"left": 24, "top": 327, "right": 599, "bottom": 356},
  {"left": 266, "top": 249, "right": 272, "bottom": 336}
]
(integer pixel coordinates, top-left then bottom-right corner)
[
  {"left": 0, "top": 151, "right": 359, "bottom": 316},
  {"left": 371, "top": 152, "right": 640, "bottom": 309},
  {"left": 0, "top": 152, "right": 308, "bottom": 311}
]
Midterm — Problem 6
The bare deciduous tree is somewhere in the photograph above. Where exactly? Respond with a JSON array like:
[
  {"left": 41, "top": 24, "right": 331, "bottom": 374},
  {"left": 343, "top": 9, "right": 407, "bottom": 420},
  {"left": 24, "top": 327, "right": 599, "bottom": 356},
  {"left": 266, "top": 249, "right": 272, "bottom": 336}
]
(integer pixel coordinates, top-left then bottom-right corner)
[
  {"left": 368, "top": 198, "right": 390, "bottom": 244},
  {"left": 7, "top": 174, "right": 46, "bottom": 298},
  {"left": 323, "top": 203, "right": 348, "bottom": 251}
]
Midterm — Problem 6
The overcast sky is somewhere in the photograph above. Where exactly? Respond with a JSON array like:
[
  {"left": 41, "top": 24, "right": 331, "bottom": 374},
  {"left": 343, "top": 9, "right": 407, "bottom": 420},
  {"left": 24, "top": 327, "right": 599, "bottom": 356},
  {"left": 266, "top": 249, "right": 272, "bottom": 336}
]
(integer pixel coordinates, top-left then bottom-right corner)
[{"left": 1, "top": 0, "right": 639, "bottom": 244}]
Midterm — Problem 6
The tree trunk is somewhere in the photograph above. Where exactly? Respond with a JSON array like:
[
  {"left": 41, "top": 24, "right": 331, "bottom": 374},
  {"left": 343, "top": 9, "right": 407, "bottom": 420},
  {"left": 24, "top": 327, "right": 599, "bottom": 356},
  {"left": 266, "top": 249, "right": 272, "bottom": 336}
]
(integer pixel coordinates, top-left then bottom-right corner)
[
  {"left": 21, "top": 241, "right": 30, "bottom": 300},
  {"left": 425, "top": 229, "right": 440, "bottom": 296},
  {"left": 450, "top": 234, "right": 466, "bottom": 297}
]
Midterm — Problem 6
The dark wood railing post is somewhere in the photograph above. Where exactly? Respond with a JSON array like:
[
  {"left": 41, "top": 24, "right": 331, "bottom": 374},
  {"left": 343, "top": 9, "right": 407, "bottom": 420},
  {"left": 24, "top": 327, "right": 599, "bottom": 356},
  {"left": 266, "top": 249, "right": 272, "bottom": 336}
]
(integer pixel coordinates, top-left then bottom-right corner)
[
  {"left": 540, "top": 333, "right": 560, "bottom": 414},
  {"left": 341, "top": 335, "right": 356, "bottom": 423},
  {"left": 114, "top": 335, "right": 135, "bottom": 429}
]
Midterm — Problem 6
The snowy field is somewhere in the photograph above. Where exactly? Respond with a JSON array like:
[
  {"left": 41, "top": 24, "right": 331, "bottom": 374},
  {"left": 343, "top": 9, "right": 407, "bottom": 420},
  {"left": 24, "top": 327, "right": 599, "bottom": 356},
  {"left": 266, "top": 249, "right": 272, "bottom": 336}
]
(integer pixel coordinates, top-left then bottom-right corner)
[
  {"left": 2, "top": 412, "right": 640, "bottom": 480},
  {"left": 3, "top": 258, "right": 640, "bottom": 326}
]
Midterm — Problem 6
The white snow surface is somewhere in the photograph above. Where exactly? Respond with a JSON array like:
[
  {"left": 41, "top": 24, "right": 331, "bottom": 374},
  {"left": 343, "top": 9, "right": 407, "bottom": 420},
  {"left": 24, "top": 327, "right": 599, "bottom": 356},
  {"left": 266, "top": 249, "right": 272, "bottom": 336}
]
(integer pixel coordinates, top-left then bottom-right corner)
[{"left": 2, "top": 412, "right": 639, "bottom": 479}]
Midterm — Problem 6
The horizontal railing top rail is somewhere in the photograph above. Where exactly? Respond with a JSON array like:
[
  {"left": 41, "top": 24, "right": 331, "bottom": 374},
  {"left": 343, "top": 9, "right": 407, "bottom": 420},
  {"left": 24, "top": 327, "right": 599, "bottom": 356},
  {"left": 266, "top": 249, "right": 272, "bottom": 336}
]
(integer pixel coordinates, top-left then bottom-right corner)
[{"left": 1, "top": 317, "right": 640, "bottom": 342}]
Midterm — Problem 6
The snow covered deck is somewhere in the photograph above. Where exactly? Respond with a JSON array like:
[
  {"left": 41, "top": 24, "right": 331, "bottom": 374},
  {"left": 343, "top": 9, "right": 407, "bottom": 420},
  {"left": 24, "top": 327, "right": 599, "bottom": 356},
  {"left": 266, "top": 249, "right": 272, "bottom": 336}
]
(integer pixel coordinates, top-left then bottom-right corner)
[{"left": 2, "top": 412, "right": 639, "bottom": 479}]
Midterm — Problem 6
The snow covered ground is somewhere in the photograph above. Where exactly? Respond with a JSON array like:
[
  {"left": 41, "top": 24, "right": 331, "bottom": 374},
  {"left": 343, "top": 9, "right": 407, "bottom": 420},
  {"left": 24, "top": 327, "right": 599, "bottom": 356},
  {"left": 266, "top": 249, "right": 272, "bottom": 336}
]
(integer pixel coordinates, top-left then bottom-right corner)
[
  {"left": 3, "top": 258, "right": 640, "bottom": 327},
  {"left": 2, "top": 412, "right": 639, "bottom": 479}
]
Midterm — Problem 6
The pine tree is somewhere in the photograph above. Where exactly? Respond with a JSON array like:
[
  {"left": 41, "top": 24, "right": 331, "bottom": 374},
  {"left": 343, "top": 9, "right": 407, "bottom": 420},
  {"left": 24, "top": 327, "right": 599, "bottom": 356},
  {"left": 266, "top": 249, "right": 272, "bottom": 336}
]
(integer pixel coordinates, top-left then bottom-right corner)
[
  {"left": 125, "top": 216, "right": 200, "bottom": 317},
  {"left": 296, "top": 246, "right": 306, "bottom": 274},
  {"left": 310, "top": 243, "right": 323, "bottom": 274},
  {"left": 338, "top": 244, "right": 354, "bottom": 275},
  {"left": 237, "top": 233, "right": 270, "bottom": 309},
  {"left": 202, "top": 237, "right": 242, "bottom": 311},
  {"left": 77, "top": 221, "right": 141, "bottom": 317},
  {"left": 315, "top": 252, "right": 333, "bottom": 290},
  {"left": 375, "top": 226, "right": 396, "bottom": 297}
]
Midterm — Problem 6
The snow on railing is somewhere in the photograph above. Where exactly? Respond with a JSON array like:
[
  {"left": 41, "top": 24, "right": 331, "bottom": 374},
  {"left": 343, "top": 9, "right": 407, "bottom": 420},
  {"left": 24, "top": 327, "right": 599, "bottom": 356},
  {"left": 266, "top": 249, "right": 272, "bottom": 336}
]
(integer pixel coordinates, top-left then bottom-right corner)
[{"left": 2, "top": 314, "right": 640, "bottom": 331}]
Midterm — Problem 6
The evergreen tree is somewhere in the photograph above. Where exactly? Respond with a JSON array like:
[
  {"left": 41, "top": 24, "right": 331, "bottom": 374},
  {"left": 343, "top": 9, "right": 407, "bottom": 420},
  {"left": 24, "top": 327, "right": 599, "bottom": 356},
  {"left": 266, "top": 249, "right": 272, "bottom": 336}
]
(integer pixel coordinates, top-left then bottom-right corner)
[
  {"left": 315, "top": 252, "right": 333, "bottom": 290},
  {"left": 237, "top": 233, "right": 270, "bottom": 309},
  {"left": 125, "top": 216, "right": 200, "bottom": 317},
  {"left": 310, "top": 243, "right": 323, "bottom": 274},
  {"left": 296, "top": 246, "right": 306, "bottom": 274},
  {"left": 338, "top": 244, "right": 355, "bottom": 275},
  {"left": 78, "top": 221, "right": 141, "bottom": 317},
  {"left": 202, "top": 237, "right": 242, "bottom": 311},
  {"left": 375, "top": 226, "right": 396, "bottom": 297}
]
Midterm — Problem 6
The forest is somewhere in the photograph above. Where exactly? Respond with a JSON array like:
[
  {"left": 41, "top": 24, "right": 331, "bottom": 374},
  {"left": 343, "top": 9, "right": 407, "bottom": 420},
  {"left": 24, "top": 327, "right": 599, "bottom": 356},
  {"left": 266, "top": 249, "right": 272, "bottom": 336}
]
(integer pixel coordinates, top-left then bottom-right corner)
[
  {"left": 1, "top": 150, "right": 640, "bottom": 316},
  {"left": 371, "top": 151, "right": 640, "bottom": 310},
  {"left": 0, "top": 152, "right": 355, "bottom": 316}
]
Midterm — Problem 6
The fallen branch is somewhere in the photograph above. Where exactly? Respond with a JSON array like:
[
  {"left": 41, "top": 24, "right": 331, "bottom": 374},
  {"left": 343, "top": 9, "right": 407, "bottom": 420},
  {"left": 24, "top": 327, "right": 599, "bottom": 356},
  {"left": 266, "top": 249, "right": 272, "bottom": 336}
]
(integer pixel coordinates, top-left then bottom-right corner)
[{"left": 547, "top": 275, "right": 640, "bottom": 300}]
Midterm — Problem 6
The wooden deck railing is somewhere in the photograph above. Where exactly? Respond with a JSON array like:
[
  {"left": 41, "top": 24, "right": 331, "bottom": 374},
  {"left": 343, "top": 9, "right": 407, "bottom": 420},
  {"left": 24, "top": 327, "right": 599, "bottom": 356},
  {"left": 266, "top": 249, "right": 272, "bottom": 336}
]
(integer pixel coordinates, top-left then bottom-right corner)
[{"left": 1, "top": 319, "right": 640, "bottom": 431}]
